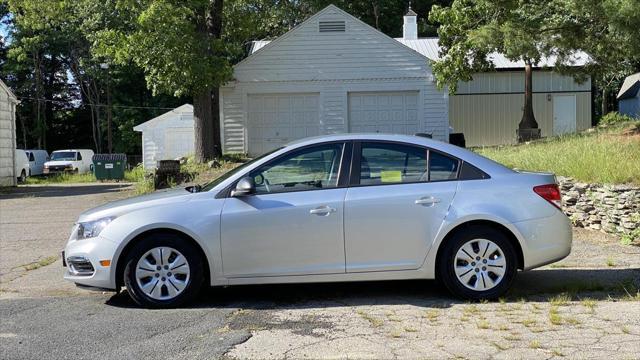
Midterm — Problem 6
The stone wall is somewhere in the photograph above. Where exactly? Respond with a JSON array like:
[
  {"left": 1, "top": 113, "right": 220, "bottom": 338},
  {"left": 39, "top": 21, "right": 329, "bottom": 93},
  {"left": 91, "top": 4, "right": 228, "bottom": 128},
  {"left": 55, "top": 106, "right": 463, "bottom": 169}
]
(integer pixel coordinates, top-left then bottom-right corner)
[{"left": 558, "top": 176, "right": 639, "bottom": 235}]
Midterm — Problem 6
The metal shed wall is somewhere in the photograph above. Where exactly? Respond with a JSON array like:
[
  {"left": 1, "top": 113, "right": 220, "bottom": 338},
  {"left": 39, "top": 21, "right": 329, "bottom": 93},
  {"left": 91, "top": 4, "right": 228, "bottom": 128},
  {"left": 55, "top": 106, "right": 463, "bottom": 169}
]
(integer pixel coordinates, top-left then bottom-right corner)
[
  {"left": 0, "top": 82, "right": 17, "bottom": 186},
  {"left": 449, "top": 71, "right": 592, "bottom": 147}
]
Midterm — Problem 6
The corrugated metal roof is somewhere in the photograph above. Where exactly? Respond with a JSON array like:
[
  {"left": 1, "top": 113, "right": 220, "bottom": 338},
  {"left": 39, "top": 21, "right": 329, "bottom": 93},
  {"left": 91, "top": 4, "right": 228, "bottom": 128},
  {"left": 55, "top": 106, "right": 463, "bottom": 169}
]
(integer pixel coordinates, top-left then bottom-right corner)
[
  {"left": 617, "top": 72, "right": 640, "bottom": 99},
  {"left": 249, "top": 38, "right": 590, "bottom": 69}
]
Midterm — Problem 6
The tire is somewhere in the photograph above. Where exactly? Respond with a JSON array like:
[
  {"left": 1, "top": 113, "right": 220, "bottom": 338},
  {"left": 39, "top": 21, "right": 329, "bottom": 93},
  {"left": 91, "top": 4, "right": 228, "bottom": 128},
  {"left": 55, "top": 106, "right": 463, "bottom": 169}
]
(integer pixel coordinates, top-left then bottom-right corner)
[
  {"left": 123, "top": 234, "right": 204, "bottom": 308},
  {"left": 18, "top": 170, "right": 26, "bottom": 183},
  {"left": 437, "top": 225, "right": 517, "bottom": 300}
]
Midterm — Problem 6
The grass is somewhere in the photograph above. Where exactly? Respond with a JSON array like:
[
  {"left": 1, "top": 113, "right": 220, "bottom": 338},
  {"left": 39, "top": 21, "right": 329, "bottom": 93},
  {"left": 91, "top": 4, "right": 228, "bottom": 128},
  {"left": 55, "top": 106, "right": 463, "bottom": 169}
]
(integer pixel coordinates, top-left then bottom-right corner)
[
  {"left": 475, "top": 122, "right": 640, "bottom": 185},
  {"left": 529, "top": 340, "right": 541, "bottom": 349},
  {"left": 23, "top": 256, "right": 58, "bottom": 271},
  {"left": 356, "top": 310, "right": 384, "bottom": 328}
]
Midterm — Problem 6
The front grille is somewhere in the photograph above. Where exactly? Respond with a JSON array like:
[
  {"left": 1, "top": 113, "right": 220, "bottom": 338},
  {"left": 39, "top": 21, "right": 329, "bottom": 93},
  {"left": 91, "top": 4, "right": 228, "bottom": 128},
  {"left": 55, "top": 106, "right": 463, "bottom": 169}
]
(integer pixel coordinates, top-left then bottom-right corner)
[
  {"left": 67, "top": 256, "right": 95, "bottom": 276},
  {"left": 48, "top": 165, "right": 71, "bottom": 172}
]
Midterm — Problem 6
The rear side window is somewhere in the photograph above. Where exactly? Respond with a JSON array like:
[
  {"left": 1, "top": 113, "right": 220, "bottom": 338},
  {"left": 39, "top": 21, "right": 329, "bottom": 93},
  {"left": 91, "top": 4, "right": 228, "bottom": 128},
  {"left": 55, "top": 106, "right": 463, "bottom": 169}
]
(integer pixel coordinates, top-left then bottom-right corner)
[
  {"left": 459, "top": 162, "right": 489, "bottom": 180},
  {"left": 429, "top": 151, "right": 459, "bottom": 181},
  {"left": 359, "top": 142, "right": 428, "bottom": 185}
]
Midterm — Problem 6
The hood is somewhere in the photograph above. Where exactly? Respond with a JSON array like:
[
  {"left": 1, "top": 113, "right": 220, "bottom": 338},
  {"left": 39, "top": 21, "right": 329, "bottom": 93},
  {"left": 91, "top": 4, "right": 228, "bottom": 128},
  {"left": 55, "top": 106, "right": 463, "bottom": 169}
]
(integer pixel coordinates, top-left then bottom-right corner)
[
  {"left": 78, "top": 187, "right": 193, "bottom": 222},
  {"left": 45, "top": 160, "right": 75, "bottom": 166}
]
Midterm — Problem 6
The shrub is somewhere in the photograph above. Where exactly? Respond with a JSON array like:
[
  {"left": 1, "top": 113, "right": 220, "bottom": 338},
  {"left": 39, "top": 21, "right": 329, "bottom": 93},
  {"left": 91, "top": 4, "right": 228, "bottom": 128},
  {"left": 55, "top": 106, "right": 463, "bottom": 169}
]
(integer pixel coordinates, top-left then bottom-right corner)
[{"left": 599, "top": 112, "right": 635, "bottom": 126}]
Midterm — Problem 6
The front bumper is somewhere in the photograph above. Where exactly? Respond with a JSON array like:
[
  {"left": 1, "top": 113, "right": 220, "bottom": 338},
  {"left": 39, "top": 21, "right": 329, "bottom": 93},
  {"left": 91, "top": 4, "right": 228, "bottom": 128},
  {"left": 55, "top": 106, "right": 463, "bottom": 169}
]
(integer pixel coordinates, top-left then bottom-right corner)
[
  {"left": 63, "top": 236, "right": 119, "bottom": 290},
  {"left": 513, "top": 210, "right": 573, "bottom": 270}
]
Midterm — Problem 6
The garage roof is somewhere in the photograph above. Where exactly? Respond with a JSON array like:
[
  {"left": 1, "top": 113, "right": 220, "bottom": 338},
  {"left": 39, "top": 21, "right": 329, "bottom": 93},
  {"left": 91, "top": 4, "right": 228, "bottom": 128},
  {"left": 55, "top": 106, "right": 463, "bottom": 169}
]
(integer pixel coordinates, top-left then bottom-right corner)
[
  {"left": 249, "top": 37, "right": 590, "bottom": 70},
  {"left": 133, "top": 104, "right": 193, "bottom": 132}
]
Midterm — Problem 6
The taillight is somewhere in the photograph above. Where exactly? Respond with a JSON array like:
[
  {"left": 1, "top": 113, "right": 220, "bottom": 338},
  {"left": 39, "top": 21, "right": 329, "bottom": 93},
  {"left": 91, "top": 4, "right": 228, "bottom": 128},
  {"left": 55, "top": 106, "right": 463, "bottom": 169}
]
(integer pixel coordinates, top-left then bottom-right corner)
[{"left": 533, "top": 184, "right": 562, "bottom": 210}]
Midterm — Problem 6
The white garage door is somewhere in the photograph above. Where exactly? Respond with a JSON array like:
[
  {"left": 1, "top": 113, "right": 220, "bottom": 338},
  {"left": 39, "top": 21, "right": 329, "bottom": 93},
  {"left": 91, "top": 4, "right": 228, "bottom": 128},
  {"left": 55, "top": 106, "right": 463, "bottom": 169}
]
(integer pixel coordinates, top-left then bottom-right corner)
[
  {"left": 247, "top": 93, "right": 320, "bottom": 156},
  {"left": 349, "top": 92, "right": 419, "bottom": 135}
]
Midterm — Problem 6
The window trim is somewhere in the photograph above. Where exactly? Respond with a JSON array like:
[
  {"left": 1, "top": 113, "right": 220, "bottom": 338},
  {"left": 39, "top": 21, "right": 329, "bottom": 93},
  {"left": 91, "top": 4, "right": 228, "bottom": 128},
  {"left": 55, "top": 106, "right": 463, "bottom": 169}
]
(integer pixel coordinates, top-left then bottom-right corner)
[
  {"left": 221, "top": 141, "right": 352, "bottom": 198},
  {"left": 349, "top": 140, "right": 465, "bottom": 188}
]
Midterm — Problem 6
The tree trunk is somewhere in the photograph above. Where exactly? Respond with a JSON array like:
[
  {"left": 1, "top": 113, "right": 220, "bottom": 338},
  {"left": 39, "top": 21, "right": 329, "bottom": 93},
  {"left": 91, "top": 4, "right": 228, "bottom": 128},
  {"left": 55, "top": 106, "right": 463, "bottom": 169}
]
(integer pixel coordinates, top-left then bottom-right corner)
[
  {"left": 518, "top": 62, "right": 539, "bottom": 130},
  {"left": 193, "top": 90, "right": 214, "bottom": 162},
  {"left": 192, "top": 0, "right": 224, "bottom": 162},
  {"left": 601, "top": 88, "right": 609, "bottom": 116}
]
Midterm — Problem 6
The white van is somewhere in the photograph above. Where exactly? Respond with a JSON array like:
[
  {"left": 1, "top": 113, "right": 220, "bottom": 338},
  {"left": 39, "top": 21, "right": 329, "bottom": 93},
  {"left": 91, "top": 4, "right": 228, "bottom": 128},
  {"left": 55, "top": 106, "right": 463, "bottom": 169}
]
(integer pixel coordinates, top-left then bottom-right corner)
[
  {"left": 25, "top": 149, "right": 50, "bottom": 176},
  {"left": 15, "top": 149, "right": 30, "bottom": 183},
  {"left": 44, "top": 149, "right": 95, "bottom": 175}
]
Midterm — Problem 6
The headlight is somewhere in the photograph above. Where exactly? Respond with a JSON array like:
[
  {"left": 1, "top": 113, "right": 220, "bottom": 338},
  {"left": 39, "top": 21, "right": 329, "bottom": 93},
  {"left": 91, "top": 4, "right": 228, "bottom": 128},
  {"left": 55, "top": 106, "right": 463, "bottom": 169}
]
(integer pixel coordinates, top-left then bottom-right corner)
[{"left": 72, "top": 217, "right": 116, "bottom": 240}]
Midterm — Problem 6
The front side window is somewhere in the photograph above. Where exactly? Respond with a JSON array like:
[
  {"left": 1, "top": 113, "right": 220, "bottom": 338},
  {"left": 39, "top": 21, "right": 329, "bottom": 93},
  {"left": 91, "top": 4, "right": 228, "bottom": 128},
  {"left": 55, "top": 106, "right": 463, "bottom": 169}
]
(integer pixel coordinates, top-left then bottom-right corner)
[
  {"left": 359, "top": 142, "right": 428, "bottom": 185},
  {"left": 77, "top": 152, "right": 82, "bottom": 160},
  {"left": 28, "top": 152, "right": 35, "bottom": 161},
  {"left": 251, "top": 143, "right": 344, "bottom": 194}
]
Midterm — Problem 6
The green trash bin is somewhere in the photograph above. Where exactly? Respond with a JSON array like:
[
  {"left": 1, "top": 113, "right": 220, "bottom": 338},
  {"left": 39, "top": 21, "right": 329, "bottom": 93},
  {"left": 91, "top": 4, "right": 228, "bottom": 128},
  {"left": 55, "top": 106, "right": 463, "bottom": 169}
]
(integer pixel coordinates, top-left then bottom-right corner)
[{"left": 92, "top": 154, "right": 127, "bottom": 181}]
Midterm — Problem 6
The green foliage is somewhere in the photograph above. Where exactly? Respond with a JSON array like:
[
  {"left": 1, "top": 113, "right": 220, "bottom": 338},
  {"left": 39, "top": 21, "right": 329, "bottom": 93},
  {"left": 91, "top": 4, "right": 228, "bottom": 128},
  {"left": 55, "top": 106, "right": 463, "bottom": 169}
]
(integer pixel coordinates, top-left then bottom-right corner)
[
  {"left": 476, "top": 124, "right": 640, "bottom": 185},
  {"left": 599, "top": 112, "right": 636, "bottom": 126},
  {"left": 93, "top": 0, "right": 232, "bottom": 98}
]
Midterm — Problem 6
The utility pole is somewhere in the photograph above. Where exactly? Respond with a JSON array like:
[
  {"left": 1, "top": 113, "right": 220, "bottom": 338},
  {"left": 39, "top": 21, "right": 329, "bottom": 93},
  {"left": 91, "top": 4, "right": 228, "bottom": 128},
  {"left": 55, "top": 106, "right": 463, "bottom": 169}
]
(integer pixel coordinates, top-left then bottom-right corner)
[{"left": 101, "top": 63, "right": 113, "bottom": 153}]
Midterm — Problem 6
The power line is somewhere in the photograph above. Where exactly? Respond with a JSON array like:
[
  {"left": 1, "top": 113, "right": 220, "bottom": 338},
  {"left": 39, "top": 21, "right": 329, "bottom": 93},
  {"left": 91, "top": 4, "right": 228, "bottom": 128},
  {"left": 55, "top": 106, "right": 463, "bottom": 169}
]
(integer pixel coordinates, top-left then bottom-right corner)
[{"left": 17, "top": 96, "right": 180, "bottom": 111}]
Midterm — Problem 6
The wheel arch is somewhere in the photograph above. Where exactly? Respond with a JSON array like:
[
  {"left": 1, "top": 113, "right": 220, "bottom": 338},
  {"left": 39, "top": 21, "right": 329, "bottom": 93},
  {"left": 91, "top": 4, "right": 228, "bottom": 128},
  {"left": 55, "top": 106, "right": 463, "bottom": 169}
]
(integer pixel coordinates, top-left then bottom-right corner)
[
  {"left": 115, "top": 228, "right": 211, "bottom": 289},
  {"left": 435, "top": 219, "right": 525, "bottom": 273}
]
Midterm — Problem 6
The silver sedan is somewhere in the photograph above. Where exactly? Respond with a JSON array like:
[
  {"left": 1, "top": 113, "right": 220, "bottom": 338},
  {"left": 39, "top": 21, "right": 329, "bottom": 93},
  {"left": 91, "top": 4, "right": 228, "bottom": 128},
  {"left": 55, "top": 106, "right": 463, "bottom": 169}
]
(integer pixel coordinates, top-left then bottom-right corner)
[{"left": 63, "top": 134, "right": 572, "bottom": 308}]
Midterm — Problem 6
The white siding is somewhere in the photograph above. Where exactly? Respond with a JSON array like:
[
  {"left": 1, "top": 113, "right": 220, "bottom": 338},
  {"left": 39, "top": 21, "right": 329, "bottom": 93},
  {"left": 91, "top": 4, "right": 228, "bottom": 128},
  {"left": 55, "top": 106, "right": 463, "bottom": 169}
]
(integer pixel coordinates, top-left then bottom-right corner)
[
  {"left": 0, "top": 84, "right": 17, "bottom": 186},
  {"left": 235, "top": 7, "right": 429, "bottom": 82},
  {"left": 221, "top": 6, "right": 448, "bottom": 155}
]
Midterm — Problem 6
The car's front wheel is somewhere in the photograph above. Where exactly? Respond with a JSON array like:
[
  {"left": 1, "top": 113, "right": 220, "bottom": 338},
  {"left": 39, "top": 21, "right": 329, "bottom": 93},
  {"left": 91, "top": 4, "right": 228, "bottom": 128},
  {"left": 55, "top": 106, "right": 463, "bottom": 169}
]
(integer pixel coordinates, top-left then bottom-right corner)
[
  {"left": 123, "top": 234, "right": 204, "bottom": 308},
  {"left": 438, "top": 226, "right": 517, "bottom": 300}
]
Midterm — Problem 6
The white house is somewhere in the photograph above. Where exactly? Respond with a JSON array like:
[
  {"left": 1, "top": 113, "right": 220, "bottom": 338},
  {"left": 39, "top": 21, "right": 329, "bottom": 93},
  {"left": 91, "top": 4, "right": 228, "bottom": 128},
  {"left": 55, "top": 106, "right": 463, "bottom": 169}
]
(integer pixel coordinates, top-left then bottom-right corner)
[
  {"left": 134, "top": 104, "right": 194, "bottom": 170},
  {"left": 0, "top": 80, "right": 18, "bottom": 186},
  {"left": 617, "top": 73, "right": 640, "bottom": 119},
  {"left": 231, "top": 5, "right": 592, "bottom": 150},
  {"left": 220, "top": 5, "right": 448, "bottom": 156}
]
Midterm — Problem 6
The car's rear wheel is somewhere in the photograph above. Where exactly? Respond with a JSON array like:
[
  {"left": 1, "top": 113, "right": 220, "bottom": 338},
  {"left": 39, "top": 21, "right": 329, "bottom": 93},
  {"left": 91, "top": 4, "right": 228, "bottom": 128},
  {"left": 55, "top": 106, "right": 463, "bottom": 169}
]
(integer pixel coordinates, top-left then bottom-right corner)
[
  {"left": 438, "top": 226, "right": 517, "bottom": 300},
  {"left": 124, "top": 234, "right": 204, "bottom": 308}
]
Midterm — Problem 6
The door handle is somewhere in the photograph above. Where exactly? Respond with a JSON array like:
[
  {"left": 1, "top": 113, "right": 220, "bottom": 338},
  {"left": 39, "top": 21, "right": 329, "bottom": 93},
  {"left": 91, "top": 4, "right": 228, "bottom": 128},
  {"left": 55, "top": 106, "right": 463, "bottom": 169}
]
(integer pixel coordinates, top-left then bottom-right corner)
[
  {"left": 310, "top": 206, "right": 336, "bottom": 216},
  {"left": 415, "top": 196, "right": 441, "bottom": 206}
]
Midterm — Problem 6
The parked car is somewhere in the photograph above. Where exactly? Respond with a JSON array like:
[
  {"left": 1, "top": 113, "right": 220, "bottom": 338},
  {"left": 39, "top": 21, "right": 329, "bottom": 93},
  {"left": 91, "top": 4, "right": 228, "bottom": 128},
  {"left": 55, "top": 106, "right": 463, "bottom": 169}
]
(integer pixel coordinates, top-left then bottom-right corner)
[
  {"left": 25, "top": 149, "right": 50, "bottom": 176},
  {"left": 44, "top": 149, "right": 94, "bottom": 174},
  {"left": 63, "top": 134, "right": 572, "bottom": 308},
  {"left": 14, "top": 149, "right": 30, "bottom": 183}
]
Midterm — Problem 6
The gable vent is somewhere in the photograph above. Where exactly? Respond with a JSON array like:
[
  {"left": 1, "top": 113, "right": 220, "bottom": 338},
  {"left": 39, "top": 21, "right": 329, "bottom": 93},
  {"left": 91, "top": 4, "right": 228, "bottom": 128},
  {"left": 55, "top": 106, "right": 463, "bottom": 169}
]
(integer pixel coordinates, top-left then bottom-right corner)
[{"left": 319, "top": 20, "right": 346, "bottom": 32}]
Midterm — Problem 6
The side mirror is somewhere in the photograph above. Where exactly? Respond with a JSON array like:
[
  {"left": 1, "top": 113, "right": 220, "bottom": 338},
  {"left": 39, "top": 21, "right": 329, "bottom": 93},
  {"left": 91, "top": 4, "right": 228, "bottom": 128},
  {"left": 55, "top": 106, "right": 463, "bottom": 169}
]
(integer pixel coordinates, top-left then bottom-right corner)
[{"left": 231, "top": 177, "right": 256, "bottom": 197}]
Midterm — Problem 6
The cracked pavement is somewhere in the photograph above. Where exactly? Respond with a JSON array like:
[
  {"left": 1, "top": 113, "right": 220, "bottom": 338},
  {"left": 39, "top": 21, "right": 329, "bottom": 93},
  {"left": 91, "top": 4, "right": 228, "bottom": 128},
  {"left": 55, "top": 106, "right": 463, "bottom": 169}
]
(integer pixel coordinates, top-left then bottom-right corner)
[{"left": 1, "top": 185, "right": 639, "bottom": 359}]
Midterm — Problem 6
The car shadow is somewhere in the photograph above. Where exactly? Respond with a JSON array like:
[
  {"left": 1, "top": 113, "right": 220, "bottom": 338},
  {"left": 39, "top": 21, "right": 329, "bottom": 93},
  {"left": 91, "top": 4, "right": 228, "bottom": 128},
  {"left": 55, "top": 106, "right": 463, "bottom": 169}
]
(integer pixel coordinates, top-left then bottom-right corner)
[
  {"left": 0, "top": 184, "right": 132, "bottom": 199},
  {"left": 105, "top": 267, "right": 639, "bottom": 310}
]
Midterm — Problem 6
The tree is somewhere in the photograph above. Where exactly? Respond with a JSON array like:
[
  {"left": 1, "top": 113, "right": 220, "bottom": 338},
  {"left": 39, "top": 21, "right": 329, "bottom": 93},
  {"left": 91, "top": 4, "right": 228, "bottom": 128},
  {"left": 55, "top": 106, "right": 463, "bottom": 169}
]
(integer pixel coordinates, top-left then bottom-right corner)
[
  {"left": 559, "top": 0, "right": 640, "bottom": 116},
  {"left": 429, "top": 0, "right": 580, "bottom": 140},
  {"left": 95, "top": 0, "right": 232, "bottom": 162}
]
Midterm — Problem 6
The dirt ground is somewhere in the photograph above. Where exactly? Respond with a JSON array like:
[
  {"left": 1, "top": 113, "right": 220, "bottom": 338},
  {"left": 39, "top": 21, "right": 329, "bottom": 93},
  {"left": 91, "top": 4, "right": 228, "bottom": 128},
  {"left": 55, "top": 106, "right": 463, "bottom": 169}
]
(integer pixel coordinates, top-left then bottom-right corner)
[{"left": 1, "top": 184, "right": 639, "bottom": 359}]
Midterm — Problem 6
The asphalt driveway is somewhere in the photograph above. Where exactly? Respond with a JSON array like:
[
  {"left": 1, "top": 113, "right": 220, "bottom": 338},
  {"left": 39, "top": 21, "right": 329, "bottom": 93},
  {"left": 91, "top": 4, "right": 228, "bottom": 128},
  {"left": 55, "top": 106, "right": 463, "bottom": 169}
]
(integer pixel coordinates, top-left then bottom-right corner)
[{"left": 1, "top": 184, "right": 639, "bottom": 359}]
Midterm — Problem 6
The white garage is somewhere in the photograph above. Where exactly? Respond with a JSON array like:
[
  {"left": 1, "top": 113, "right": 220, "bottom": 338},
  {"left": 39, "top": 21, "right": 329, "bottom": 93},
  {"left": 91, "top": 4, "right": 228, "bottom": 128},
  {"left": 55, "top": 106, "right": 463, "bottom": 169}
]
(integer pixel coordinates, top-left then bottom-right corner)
[
  {"left": 134, "top": 104, "right": 194, "bottom": 170},
  {"left": 247, "top": 93, "right": 320, "bottom": 155},
  {"left": 348, "top": 92, "right": 419, "bottom": 134},
  {"left": 0, "top": 80, "right": 18, "bottom": 187},
  {"left": 220, "top": 5, "right": 449, "bottom": 156}
]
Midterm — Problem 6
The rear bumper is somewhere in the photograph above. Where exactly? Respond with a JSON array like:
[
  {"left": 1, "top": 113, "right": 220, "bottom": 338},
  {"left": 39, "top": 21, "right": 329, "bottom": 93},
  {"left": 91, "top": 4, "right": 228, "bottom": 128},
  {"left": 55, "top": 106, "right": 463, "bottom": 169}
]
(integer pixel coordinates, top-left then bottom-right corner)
[
  {"left": 63, "top": 236, "right": 118, "bottom": 290},
  {"left": 513, "top": 210, "right": 572, "bottom": 270}
]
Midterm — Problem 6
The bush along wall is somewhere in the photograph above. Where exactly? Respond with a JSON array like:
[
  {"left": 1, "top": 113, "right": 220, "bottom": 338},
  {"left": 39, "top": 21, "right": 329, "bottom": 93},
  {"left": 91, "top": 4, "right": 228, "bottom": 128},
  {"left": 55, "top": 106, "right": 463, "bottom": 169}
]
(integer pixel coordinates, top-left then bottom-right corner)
[{"left": 558, "top": 176, "right": 640, "bottom": 244}]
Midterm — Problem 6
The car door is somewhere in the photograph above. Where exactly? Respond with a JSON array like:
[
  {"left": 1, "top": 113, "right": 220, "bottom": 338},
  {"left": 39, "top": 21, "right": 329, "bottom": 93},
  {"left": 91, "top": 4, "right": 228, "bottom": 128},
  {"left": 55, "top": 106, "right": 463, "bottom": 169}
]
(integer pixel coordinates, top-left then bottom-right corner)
[
  {"left": 344, "top": 142, "right": 458, "bottom": 272},
  {"left": 220, "top": 142, "right": 349, "bottom": 277}
]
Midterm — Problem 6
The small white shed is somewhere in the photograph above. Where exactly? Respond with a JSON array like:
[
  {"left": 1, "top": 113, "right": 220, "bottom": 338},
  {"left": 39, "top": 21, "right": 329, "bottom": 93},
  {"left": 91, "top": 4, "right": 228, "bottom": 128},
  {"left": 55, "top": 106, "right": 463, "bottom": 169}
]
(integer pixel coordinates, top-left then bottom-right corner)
[
  {"left": 0, "top": 80, "right": 18, "bottom": 186},
  {"left": 134, "top": 104, "right": 194, "bottom": 170}
]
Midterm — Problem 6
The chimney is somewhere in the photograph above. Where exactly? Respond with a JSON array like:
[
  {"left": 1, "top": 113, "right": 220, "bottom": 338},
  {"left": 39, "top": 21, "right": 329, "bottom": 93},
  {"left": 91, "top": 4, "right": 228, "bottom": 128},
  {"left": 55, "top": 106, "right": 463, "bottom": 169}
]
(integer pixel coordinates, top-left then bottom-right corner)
[{"left": 403, "top": 3, "right": 418, "bottom": 40}]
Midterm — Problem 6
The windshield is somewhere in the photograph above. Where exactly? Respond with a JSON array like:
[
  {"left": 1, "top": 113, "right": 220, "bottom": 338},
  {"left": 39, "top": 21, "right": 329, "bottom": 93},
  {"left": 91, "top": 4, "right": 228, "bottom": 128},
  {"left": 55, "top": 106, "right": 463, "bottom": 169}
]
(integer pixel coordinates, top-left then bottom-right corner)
[
  {"left": 51, "top": 151, "right": 77, "bottom": 161},
  {"left": 200, "top": 148, "right": 283, "bottom": 192}
]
